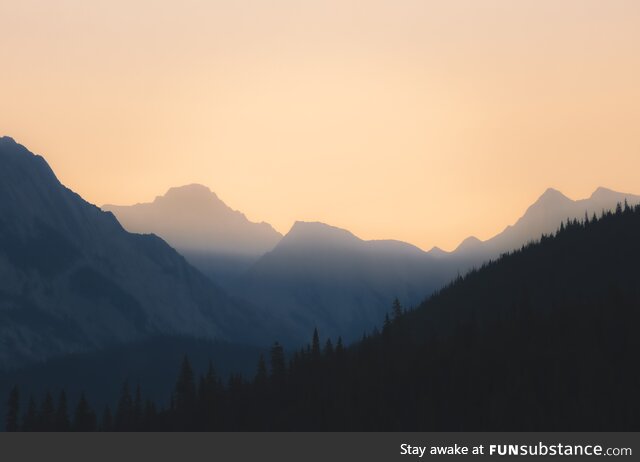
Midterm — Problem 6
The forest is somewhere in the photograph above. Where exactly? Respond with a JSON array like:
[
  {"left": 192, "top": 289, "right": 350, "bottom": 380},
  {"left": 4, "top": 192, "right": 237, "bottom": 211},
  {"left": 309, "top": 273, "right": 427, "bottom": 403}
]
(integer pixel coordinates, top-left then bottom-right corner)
[{"left": 6, "top": 202, "right": 640, "bottom": 431}]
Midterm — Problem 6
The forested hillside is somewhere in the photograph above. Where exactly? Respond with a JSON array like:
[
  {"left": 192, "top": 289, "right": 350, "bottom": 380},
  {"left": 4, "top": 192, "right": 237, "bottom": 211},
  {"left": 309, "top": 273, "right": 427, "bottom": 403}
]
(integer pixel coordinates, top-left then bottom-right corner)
[{"left": 8, "top": 202, "right": 640, "bottom": 431}]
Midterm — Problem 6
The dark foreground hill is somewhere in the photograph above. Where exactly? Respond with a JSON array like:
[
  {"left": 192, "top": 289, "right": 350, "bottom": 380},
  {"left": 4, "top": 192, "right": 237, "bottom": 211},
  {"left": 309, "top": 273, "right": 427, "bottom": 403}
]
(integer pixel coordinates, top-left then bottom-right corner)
[{"left": 10, "top": 201, "right": 640, "bottom": 431}]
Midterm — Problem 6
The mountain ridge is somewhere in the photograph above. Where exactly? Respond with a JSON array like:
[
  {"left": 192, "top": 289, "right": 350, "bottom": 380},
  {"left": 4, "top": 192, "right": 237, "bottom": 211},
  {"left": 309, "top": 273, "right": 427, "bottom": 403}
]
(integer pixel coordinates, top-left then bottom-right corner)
[
  {"left": 103, "top": 183, "right": 282, "bottom": 257},
  {"left": 0, "top": 138, "right": 273, "bottom": 368},
  {"left": 449, "top": 186, "right": 640, "bottom": 262}
]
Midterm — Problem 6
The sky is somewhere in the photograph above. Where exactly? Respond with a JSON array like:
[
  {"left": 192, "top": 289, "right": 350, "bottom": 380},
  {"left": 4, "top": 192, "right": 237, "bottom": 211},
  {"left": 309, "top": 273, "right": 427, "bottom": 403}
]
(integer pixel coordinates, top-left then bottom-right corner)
[{"left": 1, "top": 0, "right": 639, "bottom": 251}]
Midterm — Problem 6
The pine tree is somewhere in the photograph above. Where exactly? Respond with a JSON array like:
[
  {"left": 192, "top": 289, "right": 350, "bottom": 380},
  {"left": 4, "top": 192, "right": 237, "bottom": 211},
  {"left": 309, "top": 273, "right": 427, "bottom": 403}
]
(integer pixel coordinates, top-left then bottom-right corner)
[
  {"left": 392, "top": 297, "right": 403, "bottom": 321},
  {"left": 22, "top": 396, "right": 37, "bottom": 432},
  {"left": 73, "top": 393, "right": 97, "bottom": 432},
  {"left": 173, "top": 355, "right": 196, "bottom": 414},
  {"left": 311, "top": 328, "right": 321, "bottom": 360},
  {"left": 254, "top": 354, "right": 268, "bottom": 388},
  {"left": 115, "top": 381, "right": 133, "bottom": 431},
  {"left": 38, "top": 391, "right": 55, "bottom": 431},
  {"left": 5, "top": 385, "right": 20, "bottom": 432},
  {"left": 101, "top": 406, "right": 113, "bottom": 432},
  {"left": 143, "top": 400, "right": 157, "bottom": 430},
  {"left": 383, "top": 313, "right": 391, "bottom": 333},
  {"left": 55, "top": 390, "right": 70, "bottom": 431},
  {"left": 199, "top": 360, "right": 218, "bottom": 404},
  {"left": 133, "top": 384, "right": 143, "bottom": 431},
  {"left": 270, "top": 342, "right": 286, "bottom": 385},
  {"left": 324, "top": 338, "right": 334, "bottom": 357}
]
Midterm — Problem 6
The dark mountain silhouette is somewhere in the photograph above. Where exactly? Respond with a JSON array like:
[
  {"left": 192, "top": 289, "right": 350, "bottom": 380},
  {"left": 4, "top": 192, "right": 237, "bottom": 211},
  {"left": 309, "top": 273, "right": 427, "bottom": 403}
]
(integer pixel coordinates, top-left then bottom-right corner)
[
  {"left": 102, "top": 185, "right": 282, "bottom": 285},
  {"left": 0, "top": 137, "right": 273, "bottom": 368},
  {"left": 17, "top": 200, "right": 638, "bottom": 431},
  {"left": 234, "top": 221, "right": 450, "bottom": 343}
]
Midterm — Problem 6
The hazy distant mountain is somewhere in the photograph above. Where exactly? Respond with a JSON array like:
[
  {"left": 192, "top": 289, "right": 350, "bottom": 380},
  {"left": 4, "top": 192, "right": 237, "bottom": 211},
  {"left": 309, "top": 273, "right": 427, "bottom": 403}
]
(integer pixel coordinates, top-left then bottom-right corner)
[
  {"left": 161, "top": 197, "right": 640, "bottom": 431},
  {"left": 450, "top": 187, "right": 640, "bottom": 265},
  {"left": 103, "top": 185, "right": 282, "bottom": 284},
  {"left": 233, "top": 221, "right": 451, "bottom": 343},
  {"left": 230, "top": 186, "right": 640, "bottom": 343},
  {"left": 0, "top": 137, "right": 271, "bottom": 368}
]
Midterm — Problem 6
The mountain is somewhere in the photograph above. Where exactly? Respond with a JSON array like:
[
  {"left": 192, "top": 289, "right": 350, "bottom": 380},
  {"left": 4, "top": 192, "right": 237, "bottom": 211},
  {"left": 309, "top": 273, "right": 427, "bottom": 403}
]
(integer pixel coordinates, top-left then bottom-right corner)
[
  {"left": 233, "top": 186, "right": 640, "bottom": 345},
  {"left": 451, "top": 187, "right": 640, "bottom": 264},
  {"left": 102, "top": 185, "right": 282, "bottom": 285},
  {"left": 102, "top": 181, "right": 639, "bottom": 348},
  {"left": 0, "top": 137, "right": 271, "bottom": 369},
  {"left": 35, "top": 203, "right": 640, "bottom": 431},
  {"left": 233, "top": 221, "right": 451, "bottom": 343}
]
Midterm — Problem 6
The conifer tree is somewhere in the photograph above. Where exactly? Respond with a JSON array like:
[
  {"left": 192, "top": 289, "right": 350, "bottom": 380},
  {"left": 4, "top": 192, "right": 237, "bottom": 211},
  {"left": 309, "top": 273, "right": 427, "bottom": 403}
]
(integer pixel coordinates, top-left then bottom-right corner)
[
  {"left": 5, "top": 386, "right": 19, "bottom": 432},
  {"left": 324, "top": 338, "right": 334, "bottom": 357},
  {"left": 115, "top": 381, "right": 133, "bottom": 431},
  {"left": 55, "top": 390, "right": 70, "bottom": 431},
  {"left": 143, "top": 400, "right": 157, "bottom": 430},
  {"left": 335, "top": 337, "right": 345, "bottom": 357},
  {"left": 199, "top": 360, "right": 218, "bottom": 405},
  {"left": 392, "top": 297, "right": 403, "bottom": 321},
  {"left": 173, "top": 355, "right": 196, "bottom": 414},
  {"left": 270, "top": 342, "right": 286, "bottom": 385},
  {"left": 38, "top": 391, "right": 55, "bottom": 431},
  {"left": 22, "top": 396, "right": 37, "bottom": 432},
  {"left": 133, "top": 384, "right": 143, "bottom": 430},
  {"left": 73, "top": 393, "right": 97, "bottom": 432},
  {"left": 101, "top": 406, "right": 113, "bottom": 432},
  {"left": 383, "top": 313, "right": 391, "bottom": 333},
  {"left": 311, "top": 328, "right": 321, "bottom": 360},
  {"left": 254, "top": 354, "right": 268, "bottom": 388}
]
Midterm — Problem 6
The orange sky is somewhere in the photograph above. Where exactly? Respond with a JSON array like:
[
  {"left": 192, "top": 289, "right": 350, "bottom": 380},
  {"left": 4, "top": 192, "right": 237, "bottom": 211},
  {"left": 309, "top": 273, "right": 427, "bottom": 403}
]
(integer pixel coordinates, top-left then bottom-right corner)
[{"left": 2, "top": 0, "right": 639, "bottom": 251}]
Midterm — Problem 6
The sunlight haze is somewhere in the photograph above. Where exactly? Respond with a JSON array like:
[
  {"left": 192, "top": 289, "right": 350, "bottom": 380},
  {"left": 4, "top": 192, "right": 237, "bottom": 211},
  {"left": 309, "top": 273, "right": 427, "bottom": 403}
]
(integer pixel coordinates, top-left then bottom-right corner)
[{"left": 2, "top": 0, "right": 639, "bottom": 250}]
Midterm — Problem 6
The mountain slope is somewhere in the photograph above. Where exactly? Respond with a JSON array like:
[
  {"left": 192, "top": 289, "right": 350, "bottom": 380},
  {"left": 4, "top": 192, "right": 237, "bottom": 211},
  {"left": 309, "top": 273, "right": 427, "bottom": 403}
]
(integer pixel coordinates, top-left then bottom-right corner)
[
  {"left": 0, "top": 137, "right": 270, "bottom": 368},
  {"left": 102, "top": 185, "right": 282, "bottom": 284},
  {"left": 451, "top": 186, "right": 640, "bottom": 263},
  {"left": 235, "top": 221, "right": 451, "bottom": 343},
  {"left": 46, "top": 203, "right": 640, "bottom": 431}
]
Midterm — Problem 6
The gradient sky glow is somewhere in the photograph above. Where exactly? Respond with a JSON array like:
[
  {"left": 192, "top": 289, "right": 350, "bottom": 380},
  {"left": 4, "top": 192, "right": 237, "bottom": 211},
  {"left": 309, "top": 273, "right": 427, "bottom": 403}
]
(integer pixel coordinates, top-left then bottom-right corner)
[{"left": 2, "top": 0, "right": 639, "bottom": 250}]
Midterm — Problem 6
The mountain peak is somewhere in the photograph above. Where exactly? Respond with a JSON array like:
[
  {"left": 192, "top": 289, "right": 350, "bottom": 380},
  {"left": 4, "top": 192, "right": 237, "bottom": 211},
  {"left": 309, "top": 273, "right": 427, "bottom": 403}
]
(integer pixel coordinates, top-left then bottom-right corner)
[
  {"left": 538, "top": 187, "right": 569, "bottom": 201},
  {"left": 288, "top": 221, "right": 358, "bottom": 238},
  {"left": 103, "top": 184, "right": 282, "bottom": 256},
  {"left": 166, "top": 183, "right": 213, "bottom": 194},
  {"left": 525, "top": 188, "right": 573, "bottom": 212},
  {"left": 0, "top": 136, "right": 37, "bottom": 161},
  {"left": 427, "top": 246, "right": 450, "bottom": 258},
  {"left": 454, "top": 236, "right": 483, "bottom": 253},
  {"left": 0, "top": 139, "right": 272, "bottom": 367},
  {"left": 590, "top": 186, "right": 616, "bottom": 199},
  {"left": 0, "top": 136, "right": 17, "bottom": 145},
  {"left": 277, "top": 221, "right": 360, "bottom": 250},
  {"left": 160, "top": 184, "right": 220, "bottom": 202}
]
